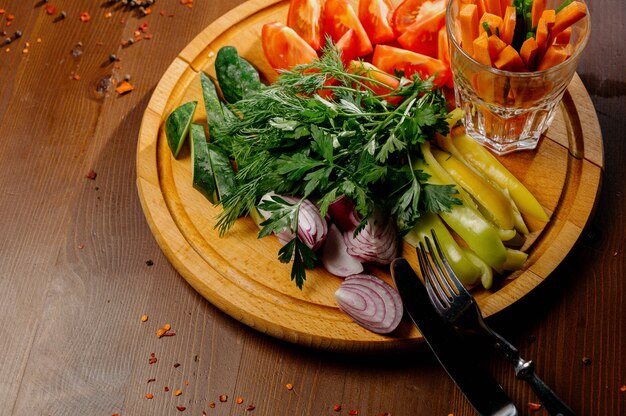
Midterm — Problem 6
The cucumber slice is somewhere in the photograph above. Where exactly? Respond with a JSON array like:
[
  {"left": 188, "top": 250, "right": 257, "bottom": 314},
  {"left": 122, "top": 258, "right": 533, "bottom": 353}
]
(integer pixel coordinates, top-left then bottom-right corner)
[
  {"left": 165, "top": 101, "right": 197, "bottom": 158},
  {"left": 207, "top": 143, "right": 237, "bottom": 200},
  {"left": 215, "top": 46, "right": 262, "bottom": 103},
  {"left": 190, "top": 123, "right": 218, "bottom": 204},
  {"left": 199, "top": 72, "right": 225, "bottom": 140}
]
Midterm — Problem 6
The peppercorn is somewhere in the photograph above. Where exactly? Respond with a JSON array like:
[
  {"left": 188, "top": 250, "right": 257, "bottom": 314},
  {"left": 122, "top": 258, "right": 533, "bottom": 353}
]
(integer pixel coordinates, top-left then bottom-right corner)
[
  {"left": 60, "top": 11, "right": 67, "bottom": 19},
  {"left": 129, "top": 0, "right": 137, "bottom": 6},
  {"left": 14, "top": 30, "right": 22, "bottom": 38},
  {"left": 4, "top": 37, "right": 11, "bottom": 45},
  {"left": 123, "top": 74, "right": 131, "bottom": 81},
  {"left": 109, "top": 53, "right": 117, "bottom": 62},
  {"left": 127, "top": 37, "right": 135, "bottom": 45}
]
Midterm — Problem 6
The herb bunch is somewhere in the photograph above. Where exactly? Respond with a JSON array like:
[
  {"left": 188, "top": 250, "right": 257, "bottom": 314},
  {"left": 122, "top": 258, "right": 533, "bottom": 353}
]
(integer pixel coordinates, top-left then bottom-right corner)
[{"left": 213, "top": 45, "right": 458, "bottom": 288}]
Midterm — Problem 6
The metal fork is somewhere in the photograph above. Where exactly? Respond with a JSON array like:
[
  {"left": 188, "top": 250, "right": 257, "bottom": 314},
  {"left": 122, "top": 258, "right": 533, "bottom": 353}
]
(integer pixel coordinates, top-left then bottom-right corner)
[{"left": 417, "top": 231, "right": 575, "bottom": 416}]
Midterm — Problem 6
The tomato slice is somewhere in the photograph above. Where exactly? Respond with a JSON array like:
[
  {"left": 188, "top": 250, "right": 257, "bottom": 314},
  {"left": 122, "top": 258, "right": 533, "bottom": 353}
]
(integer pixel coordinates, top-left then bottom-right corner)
[
  {"left": 358, "top": 0, "right": 396, "bottom": 45},
  {"left": 262, "top": 22, "right": 318, "bottom": 71},
  {"left": 392, "top": 0, "right": 447, "bottom": 34},
  {"left": 396, "top": 5, "right": 446, "bottom": 58},
  {"left": 372, "top": 44, "right": 450, "bottom": 87},
  {"left": 335, "top": 29, "right": 359, "bottom": 64},
  {"left": 322, "top": 0, "right": 373, "bottom": 57},
  {"left": 287, "top": 0, "right": 324, "bottom": 50},
  {"left": 348, "top": 60, "right": 403, "bottom": 105}
]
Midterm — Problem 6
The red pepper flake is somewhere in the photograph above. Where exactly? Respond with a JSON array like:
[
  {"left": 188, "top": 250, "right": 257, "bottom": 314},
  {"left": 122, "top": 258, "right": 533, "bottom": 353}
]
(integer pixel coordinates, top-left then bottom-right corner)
[
  {"left": 246, "top": 405, "right": 255, "bottom": 411},
  {"left": 161, "top": 332, "right": 176, "bottom": 337},
  {"left": 73, "top": 74, "right": 81, "bottom": 81},
  {"left": 236, "top": 397, "right": 244, "bottom": 404},
  {"left": 45, "top": 5, "right": 57, "bottom": 15},
  {"left": 528, "top": 402, "right": 542, "bottom": 412},
  {"left": 0, "top": 9, "right": 5, "bottom": 14},
  {"left": 148, "top": 357, "right": 157, "bottom": 364},
  {"left": 160, "top": 10, "right": 166, "bottom": 16},
  {"left": 6, "top": 14, "right": 14, "bottom": 21},
  {"left": 174, "top": 389, "right": 182, "bottom": 396},
  {"left": 147, "top": 378, "right": 156, "bottom": 383},
  {"left": 139, "top": 22, "right": 149, "bottom": 33},
  {"left": 219, "top": 394, "right": 228, "bottom": 403},
  {"left": 183, "top": 380, "right": 189, "bottom": 386},
  {"left": 208, "top": 402, "right": 215, "bottom": 408},
  {"left": 333, "top": 404, "right": 342, "bottom": 412},
  {"left": 85, "top": 169, "right": 97, "bottom": 180},
  {"left": 620, "top": 385, "right": 626, "bottom": 392},
  {"left": 348, "top": 411, "right": 359, "bottom": 415},
  {"left": 176, "top": 406, "right": 186, "bottom": 412},
  {"left": 173, "top": 363, "right": 181, "bottom": 368},
  {"left": 164, "top": 386, "right": 170, "bottom": 392},
  {"left": 104, "top": 12, "right": 112, "bottom": 19},
  {"left": 145, "top": 393, "right": 154, "bottom": 399},
  {"left": 5, "top": 21, "right": 12, "bottom": 27},
  {"left": 79, "top": 12, "right": 91, "bottom": 22},
  {"left": 144, "top": 34, "right": 153, "bottom": 40},
  {"left": 116, "top": 81, "right": 134, "bottom": 95},
  {"left": 78, "top": 244, "right": 85, "bottom": 250},
  {"left": 285, "top": 383, "right": 294, "bottom": 391},
  {"left": 141, "top": 314, "right": 149, "bottom": 322}
]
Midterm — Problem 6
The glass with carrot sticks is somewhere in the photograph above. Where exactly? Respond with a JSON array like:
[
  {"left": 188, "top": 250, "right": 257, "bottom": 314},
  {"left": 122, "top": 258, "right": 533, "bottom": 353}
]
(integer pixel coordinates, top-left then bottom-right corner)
[{"left": 446, "top": 0, "right": 590, "bottom": 154}]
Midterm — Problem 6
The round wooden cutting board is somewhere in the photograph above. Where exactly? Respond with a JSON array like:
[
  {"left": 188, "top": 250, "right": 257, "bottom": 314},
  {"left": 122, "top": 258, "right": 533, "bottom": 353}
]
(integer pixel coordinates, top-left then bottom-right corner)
[{"left": 136, "top": 0, "right": 603, "bottom": 352}]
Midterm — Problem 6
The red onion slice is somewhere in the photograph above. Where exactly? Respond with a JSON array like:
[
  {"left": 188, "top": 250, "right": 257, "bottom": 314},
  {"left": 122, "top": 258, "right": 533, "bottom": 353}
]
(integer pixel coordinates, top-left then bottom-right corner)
[
  {"left": 320, "top": 224, "right": 364, "bottom": 277},
  {"left": 335, "top": 274, "right": 403, "bottom": 334}
]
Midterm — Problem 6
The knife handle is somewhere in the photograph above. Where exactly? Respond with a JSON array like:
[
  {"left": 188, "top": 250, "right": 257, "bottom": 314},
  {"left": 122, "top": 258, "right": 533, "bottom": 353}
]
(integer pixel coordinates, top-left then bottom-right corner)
[{"left": 488, "top": 332, "right": 576, "bottom": 416}]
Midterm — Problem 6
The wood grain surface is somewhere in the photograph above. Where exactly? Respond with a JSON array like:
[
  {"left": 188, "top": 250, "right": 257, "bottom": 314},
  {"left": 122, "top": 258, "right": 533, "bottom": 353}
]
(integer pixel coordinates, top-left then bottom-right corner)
[
  {"left": 0, "top": 1, "right": 623, "bottom": 415},
  {"left": 136, "top": 0, "right": 602, "bottom": 352}
]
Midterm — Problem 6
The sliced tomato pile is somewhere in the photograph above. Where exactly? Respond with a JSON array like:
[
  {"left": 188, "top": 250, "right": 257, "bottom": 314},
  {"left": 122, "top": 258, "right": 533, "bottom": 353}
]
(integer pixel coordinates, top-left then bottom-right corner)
[{"left": 262, "top": 0, "right": 453, "bottom": 100}]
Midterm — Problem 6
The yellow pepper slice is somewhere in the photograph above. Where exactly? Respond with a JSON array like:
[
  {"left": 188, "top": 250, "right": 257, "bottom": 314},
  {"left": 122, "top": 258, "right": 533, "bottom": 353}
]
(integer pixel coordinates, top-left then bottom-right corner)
[{"left": 452, "top": 132, "right": 550, "bottom": 226}]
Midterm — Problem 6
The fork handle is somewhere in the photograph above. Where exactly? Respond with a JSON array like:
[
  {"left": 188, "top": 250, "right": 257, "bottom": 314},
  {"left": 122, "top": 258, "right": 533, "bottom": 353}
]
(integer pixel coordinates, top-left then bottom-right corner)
[{"left": 489, "top": 333, "right": 576, "bottom": 416}]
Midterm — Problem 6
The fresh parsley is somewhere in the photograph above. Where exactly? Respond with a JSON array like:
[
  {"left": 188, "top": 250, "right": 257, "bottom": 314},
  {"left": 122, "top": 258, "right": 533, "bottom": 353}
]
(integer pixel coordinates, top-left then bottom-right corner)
[{"left": 213, "top": 44, "right": 457, "bottom": 288}]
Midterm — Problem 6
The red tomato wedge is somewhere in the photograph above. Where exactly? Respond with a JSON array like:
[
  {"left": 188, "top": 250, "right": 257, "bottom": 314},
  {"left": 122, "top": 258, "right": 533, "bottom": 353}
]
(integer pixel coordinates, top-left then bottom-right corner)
[
  {"left": 322, "top": 0, "right": 373, "bottom": 57},
  {"left": 287, "top": 0, "right": 324, "bottom": 50},
  {"left": 262, "top": 22, "right": 318, "bottom": 71},
  {"left": 393, "top": 0, "right": 447, "bottom": 34},
  {"left": 372, "top": 44, "right": 450, "bottom": 87},
  {"left": 335, "top": 29, "right": 360, "bottom": 64},
  {"left": 348, "top": 60, "right": 403, "bottom": 105},
  {"left": 358, "top": 0, "right": 396, "bottom": 45},
  {"left": 396, "top": 4, "right": 446, "bottom": 57}
]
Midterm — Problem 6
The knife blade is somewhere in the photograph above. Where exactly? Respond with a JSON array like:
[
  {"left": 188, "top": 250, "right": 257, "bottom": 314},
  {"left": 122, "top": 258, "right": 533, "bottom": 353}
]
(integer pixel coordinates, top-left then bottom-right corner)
[{"left": 391, "top": 258, "right": 518, "bottom": 416}]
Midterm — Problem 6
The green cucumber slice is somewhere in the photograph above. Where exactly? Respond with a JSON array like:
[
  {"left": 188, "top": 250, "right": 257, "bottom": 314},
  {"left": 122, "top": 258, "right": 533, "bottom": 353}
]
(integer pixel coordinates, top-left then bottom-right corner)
[
  {"left": 215, "top": 46, "right": 262, "bottom": 103},
  {"left": 165, "top": 101, "right": 197, "bottom": 158},
  {"left": 207, "top": 143, "right": 237, "bottom": 201},
  {"left": 190, "top": 123, "right": 218, "bottom": 204}
]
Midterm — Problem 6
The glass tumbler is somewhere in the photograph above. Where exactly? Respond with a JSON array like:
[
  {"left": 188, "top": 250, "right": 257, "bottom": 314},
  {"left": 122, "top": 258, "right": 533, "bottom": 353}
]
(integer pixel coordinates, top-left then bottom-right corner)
[{"left": 446, "top": 0, "right": 590, "bottom": 155}]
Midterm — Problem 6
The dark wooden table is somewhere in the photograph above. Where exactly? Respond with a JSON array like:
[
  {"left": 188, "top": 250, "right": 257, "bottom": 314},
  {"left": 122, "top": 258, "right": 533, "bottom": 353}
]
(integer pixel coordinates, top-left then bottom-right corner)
[{"left": 1, "top": 1, "right": 623, "bottom": 415}]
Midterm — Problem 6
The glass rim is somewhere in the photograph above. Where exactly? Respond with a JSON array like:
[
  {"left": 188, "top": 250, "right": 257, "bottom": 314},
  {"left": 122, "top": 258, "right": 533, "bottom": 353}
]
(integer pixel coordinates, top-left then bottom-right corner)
[{"left": 445, "top": 0, "right": 591, "bottom": 78}]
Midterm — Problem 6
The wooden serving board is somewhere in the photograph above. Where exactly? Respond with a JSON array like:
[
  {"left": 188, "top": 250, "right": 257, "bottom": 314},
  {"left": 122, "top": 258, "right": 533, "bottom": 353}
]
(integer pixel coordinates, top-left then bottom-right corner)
[{"left": 136, "top": 0, "right": 603, "bottom": 352}]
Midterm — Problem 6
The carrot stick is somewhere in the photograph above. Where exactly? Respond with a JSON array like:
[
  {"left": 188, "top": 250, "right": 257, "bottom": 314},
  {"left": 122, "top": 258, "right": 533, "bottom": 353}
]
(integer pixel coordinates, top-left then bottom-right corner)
[
  {"left": 479, "top": 13, "right": 503, "bottom": 36},
  {"left": 531, "top": 0, "right": 546, "bottom": 28},
  {"left": 535, "top": 17, "right": 550, "bottom": 55},
  {"left": 500, "top": 6, "right": 516, "bottom": 45},
  {"left": 553, "top": 1, "right": 587, "bottom": 37},
  {"left": 472, "top": 32, "right": 491, "bottom": 66},
  {"left": 483, "top": 0, "right": 502, "bottom": 17},
  {"left": 553, "top": 27, "right": 572, "bottom": 44},
  {"left": 488, "top": 34, "right": 507, "bottom": 61},
  {"left": 499, "top": 0, "right": 512, "bottom": 12},
  {"left": 459, "top": 4, "right": 480, "bottom": 55},
  {"left": 494, "top": 45, "right": 526, "bottom": 71},
  {"left": 537, "top": 43, "right": 573, "bottom": 70},
  {"left": 520, "top": 37, "right": 539, "bottom": 70},
  {"left": 540, "top": 9, "right": 556, "bottom": 28}
]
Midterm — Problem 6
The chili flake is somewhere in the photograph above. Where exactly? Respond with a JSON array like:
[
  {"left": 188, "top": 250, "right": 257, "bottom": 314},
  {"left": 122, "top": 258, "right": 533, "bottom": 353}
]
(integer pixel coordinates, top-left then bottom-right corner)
[
  {"left": 174, "top": 389, "right": 183, "bottom": 396},
  {"left": 45, "top": 5, "right": 57, "bottom": 15},
  {"left": 116, "top": 81, "right": 134, "bottom": 95},
  {"left": 219, "top": 394, "right": 228, "bottom": 403},
  {"left": 148, "top": 357, "right": 157, "bottom": 364},
  {"left": 0, "top": 9, "right": 4, "bottom": 14},
  {"left": 173, "top": 363, "right": 181, "bottom": 368},
  {"left": 246, "top": 405, "right": 255, "bottom": 411},
  {"left": 164, "top": 386, "right": 170, "bottom": 392},
  {"left": 147, "top": 378, "right": 156, "bottom": 383},
  {"left": 144, "top": 34, "right": 153, "bottom": 40},
  {"left": 285, "top": 383, "right": 294, "bottom": 391},
  {"left": 85, "top": 169, "right": 97, "bottom": 179},
  {"left": 184, "top": 380, "right": 189, "bottom": 386},
  {"left": 160, "top": 10, "right": 166, "bottom": 16},
  {"left": 73, "top": 74, "right": 81, "bottom": 81},
  {"left": 6, "top": 14, "right": 14, "bottom": 21},
  {"left": 333, "top": 404, "right": 342, "bottom": 412},
  {"left": 141, "top": 314, "right": 149, "bottom": 322},
  {"left": 145, "top": 393, "right": 154, "bottom": 399},
  {"left": 79, "top": 12, "right": 91, "bottom": 22},
  {"left": 620, "top": 385, "right": 626, "bottom": 392},
  {"left": 176, "top": 406, "right": 186, "bottom": 412},
  {"left": 348, "top": 410, "right": 359, "bottom": 415},
  {"left": 208, "top": 402, "right": 216, "bottom": 408},
  {"left": 104, "top": 12, "right": 112, "bottom": 18},
  {"left": 236, "top": 397, "right": 244, "bottom": 404},
  {"left": 528, "top": 402, "right": 542, "bottom": 411}
]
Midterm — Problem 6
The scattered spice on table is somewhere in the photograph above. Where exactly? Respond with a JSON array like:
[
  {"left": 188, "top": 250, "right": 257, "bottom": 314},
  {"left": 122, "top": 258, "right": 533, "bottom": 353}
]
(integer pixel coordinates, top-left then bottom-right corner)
[
  {"left": 145, "top": 393, "right": 154, "bottom": 399},
  {"left": 333, "top": 404, "right": 342, "bottom": 412},
  {"left": 148, "top": 353, "right": 157, "bottom": 365},
  {"left": 104, "top": 12, "right": 112, "bottom": 19},
  {"left": 208, "top": 402, "right": 216, "bottom": 408},
  {"left": 141, "top": 314, "right": 149, "bottom": 322},
  {"left": 582, "top": 357, "right": 592, "bottom": 365},
  {"left": 620, "top": 385, "right": 626, "bottom": 392},
  {"left": 147, "top": 378, "right": 156, "bottom": 383},
  {"left": 348, "top": 410, "right": 359, "bottom": 415},
  {"left": 174, "top": 388, "right": 182, "bottom": 396},
  {"left": 285, "top": 383, "right": 294, "bottom": 391},
  {"left": 528, "top": 402, "right": 542, "bottom": 411},
  {"left": 236, "top": 397, "right": 244, "bottom": 404},
  {"left": 183, "top": 380, "right": 189, "bottom": 386},
  {"left": 173, "top": 363, "right": 181, "bottom": 368},
  {"left": 79, "top": 12, "right": 91, "bottom": 22},
  {"left": 164, "top": 386, "right": 170, "bottom": 392},
  {"left": 115, "top": 81, "right": 134, "bottom": 95},
  {"left": 85, "top": 169, "right": 97, "bottom": 180},
  {"left": 45, "top": 5, "right": 57, "bottom": 15},
  {"left": 176, "top": 406, "right": 186, "bottom": 412},
  {"left": 77, "top": 243, "right": 85, "bottom": 250},
  {"left": 219, "top": 394, "right": 228, "bottom": 403},
  {"left": 246, "top": 405, "right": 256, "bottom": 411}
]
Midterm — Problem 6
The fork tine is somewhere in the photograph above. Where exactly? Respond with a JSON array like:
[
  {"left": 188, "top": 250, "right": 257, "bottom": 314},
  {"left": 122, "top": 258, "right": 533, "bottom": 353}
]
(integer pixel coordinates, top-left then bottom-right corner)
[
  {"left": 429, "top": 230, "right": 468, "bottom": 296},
  {"left": 417, "top": 241, "right": 449, "bottom": 311},
  {"left": 423, "top": 235, "right": 458, "bottom": 298}
]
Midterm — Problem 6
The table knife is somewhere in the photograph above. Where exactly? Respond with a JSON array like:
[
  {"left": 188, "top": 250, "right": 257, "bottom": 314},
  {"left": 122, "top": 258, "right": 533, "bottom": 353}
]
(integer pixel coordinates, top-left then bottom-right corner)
[{"left": 391, "top": 258, "right": 518, "bottom": 416}]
